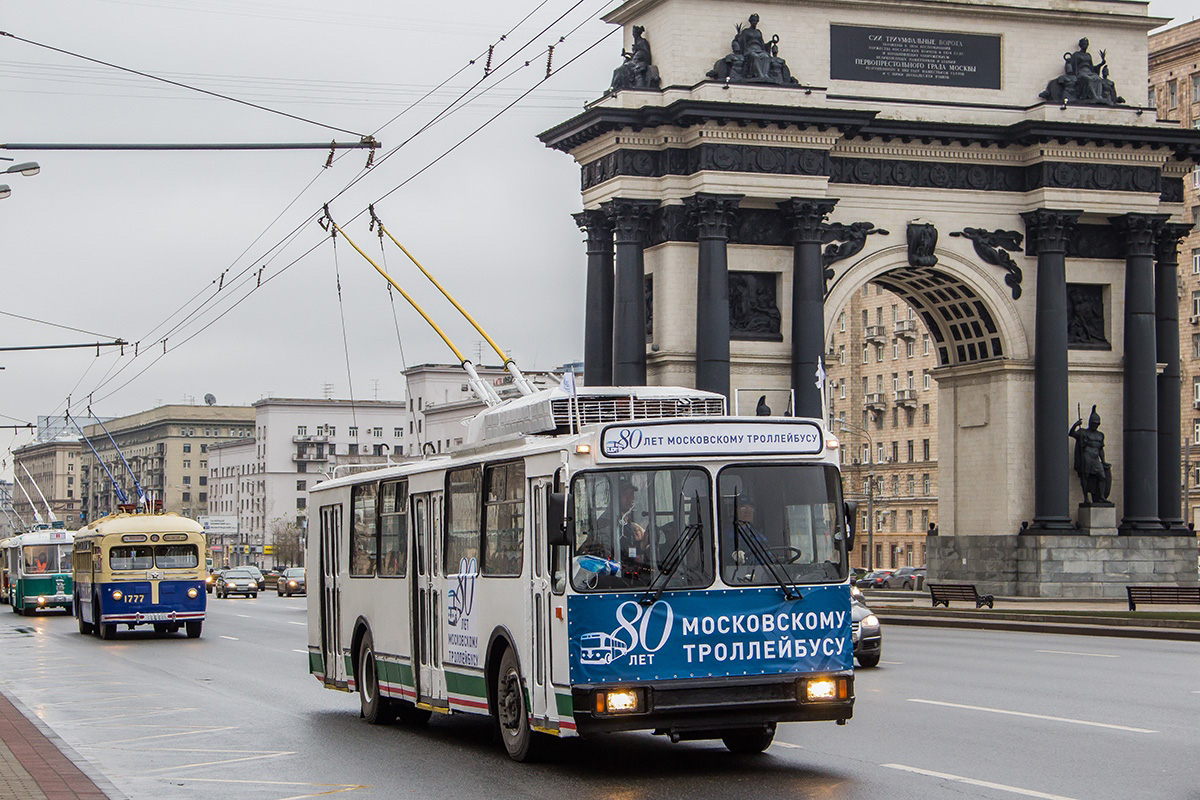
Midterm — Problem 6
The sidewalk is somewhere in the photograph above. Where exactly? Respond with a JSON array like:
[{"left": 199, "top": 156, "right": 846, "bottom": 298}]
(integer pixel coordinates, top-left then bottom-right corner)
[
  {"left": 0, "top": 690, "right": 121, "bottom": 800},
  {"left": 864, "top": 590, "right": 1200, "bottom": 641}
]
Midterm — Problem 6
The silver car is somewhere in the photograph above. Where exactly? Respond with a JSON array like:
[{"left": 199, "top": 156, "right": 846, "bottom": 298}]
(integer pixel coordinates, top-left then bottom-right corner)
[{"left": 276, "top": 567, "right": 306, "bottom": 597}]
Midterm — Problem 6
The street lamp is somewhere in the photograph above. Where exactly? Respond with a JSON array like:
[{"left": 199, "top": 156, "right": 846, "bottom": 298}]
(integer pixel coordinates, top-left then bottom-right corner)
[
  {"left": 0, "top": 159, "right": 41, "bottom": 200},
  {"left": 840, "top": 420, "right": 877, "bottom": 571}
]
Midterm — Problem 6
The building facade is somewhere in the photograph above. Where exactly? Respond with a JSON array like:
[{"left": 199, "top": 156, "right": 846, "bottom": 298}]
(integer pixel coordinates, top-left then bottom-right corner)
[
  {"left": 0, "top": 481, "right": 15, "bottom": 539},
  {"left": 79, "top": 405, "right": 256, "bottom": 522},
  {"left": 11, "top": 437, "right": 83, "bottom": 525},
  {"left": 1149, "top": 19, "right": 1200, "bottom": 529},
  {"left": 826, "top": 285, "right": 939, "bottom": 571}
]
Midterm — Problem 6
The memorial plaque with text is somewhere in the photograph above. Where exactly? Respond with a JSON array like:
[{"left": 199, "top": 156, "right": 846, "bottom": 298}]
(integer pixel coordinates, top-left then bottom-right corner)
[{"left": 830, "top": 25, "right": 1001, "bottom": 89}]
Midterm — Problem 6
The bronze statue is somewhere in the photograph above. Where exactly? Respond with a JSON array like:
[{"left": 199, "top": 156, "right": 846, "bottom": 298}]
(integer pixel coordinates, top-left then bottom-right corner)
[
  {"left": 610, "top": 26, "right": 661, "bottom": 91},
  {"left": 1070, "top": 405, "right": 1112, "bottom": 504},
  {"left": 907, "top": 222, "right": 938, "bottom": 267},
  {"left": 1039, "top": 37, "right": 1124, "bottom": 106},
  {"left": 707, "top": 14, "right": 798, "bottom": 86}
]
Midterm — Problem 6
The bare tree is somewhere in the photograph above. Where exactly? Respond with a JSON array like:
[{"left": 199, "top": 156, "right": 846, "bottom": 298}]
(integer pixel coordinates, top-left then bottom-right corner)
[{"left": 268, "top": 517, "right": 303, "bottom": 568}]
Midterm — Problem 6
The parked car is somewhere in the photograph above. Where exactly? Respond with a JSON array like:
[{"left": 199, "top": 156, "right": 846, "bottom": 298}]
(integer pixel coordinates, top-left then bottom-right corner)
[
  {"left": 277, "top": 567, "right": 306, "bottom": 597},
  {"left": 849, "top": 567, "right": 869, "bottom": 584},
  {"left": 240, "top": 565, "right": 266, "bottom": 591},
  {"left": 883, "top": 566, "right": 926, "bottom": 590},
  {"left": 859, "top": 570, "right": 893, "bottom": 589},
  {"left": 216, "top": 569, "right": 259, "bottom": 598},
  {"left": 851, "top": 592, "right": 882, "bottom": 668}
]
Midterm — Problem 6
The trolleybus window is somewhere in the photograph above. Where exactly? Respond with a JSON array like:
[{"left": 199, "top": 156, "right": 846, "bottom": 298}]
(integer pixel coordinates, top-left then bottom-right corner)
[
  {"left": 109, "top": 545, "right": 154, "bottom": 571},
  {"left": 570, "top": 468, "right": 712, "bottom": 592},
  {"left": 379, "top": 480, "right": 408, "bottom": 577},
  {"left": 718, "top": 464, "right": 846, "bottom": 585},
  {"left": 483, "top": 461, "right": 524, "bottom": 577},
  {"left": 351, "top": 482, "right": 378, "bottom": 577},
  {"left": 445, "top": 466, "right": 481, "bottom": 572},
  {"left": 154, "top": 544, "right": 199, "bottom": 569},
  {"left": 23, "top": 545, "right": 70, "bottom": 574}
]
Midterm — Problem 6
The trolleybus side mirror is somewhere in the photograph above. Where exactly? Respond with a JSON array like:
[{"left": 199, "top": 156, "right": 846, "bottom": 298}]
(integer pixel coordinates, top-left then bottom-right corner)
[
  {"left": 547, "top": 491, "right": 571, "bottom": 547},
  {"left": 844, "top": 501, "right": 857, "bottom": 550}
]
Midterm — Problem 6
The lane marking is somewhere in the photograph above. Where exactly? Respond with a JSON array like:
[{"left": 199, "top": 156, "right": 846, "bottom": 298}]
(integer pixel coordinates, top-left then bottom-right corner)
[
  {"left": 47, "top": 693, "right": 157, "bottom": 707},
  {"left": 880, "top": 660, "right": 904, "bottom": 665},
  {"left": 288, "top": 621, "right": 307, "bottom": 626},
  {"left": 73, "top": 708, "right": 198, "bottom": 724},
  {"left": 906, "top": 699, "right": 1157, "bottom": 734},
  {"left": 774, "top": 741, "right": 803, "bottom": 749},
  {"left": 112, "top": 726, "right": 237, "bottom": 744},
  {"left": 883, "top": 764, "right": 1080, "bottom": 800},
  {"left": 293, "top": 649, "right": 309, "bottom": 654},
  {"left": 236, "top": 614, "right": 251, "bottom": 618},
  {"left": 220, "top": 635, "right": 239, "bottom": 641},
  {"left": 174, "top": 780, "right": 369, "bottom": 800},
  {"left": 1035, "top": 649, "right": 1118, "bottom": 659},
  {"left": 134, "top": 747, "right": 295, "bottom": 772}
]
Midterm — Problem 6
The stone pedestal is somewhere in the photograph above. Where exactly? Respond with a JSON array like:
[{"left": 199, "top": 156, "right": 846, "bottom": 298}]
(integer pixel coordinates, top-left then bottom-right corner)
[{"left": 1077, "top": 504, "right": 1117, "bottom": 536}]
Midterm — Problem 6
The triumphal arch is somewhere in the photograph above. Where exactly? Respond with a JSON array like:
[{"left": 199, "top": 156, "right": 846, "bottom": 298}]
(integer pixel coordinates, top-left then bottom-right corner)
[{"left": 541, "top": 0, "right": 1200, "bottom": 595}]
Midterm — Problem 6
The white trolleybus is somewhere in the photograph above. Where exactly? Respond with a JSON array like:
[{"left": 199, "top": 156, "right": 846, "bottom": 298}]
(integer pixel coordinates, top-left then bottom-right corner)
[{"left": 308, "top": 385, "right": 858, "bottom": 761}]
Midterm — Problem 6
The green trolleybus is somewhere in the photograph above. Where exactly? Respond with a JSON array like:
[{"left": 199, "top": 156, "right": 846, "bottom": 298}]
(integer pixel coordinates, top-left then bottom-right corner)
[
  {"left": 2, "top": 524, "right": 75, "bottom": 615},
  {"left": 308, "top": 386, "right": 858, "bottom": 761}
]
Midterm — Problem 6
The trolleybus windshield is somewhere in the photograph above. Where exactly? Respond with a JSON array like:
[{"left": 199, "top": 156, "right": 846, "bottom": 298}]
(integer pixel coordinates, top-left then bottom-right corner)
[
  {"left": 22, "top": 544, "right": 71, "bottom": 574},
  {"left": 718, "top": 463, "right": 846, "bottom": 585},
  {"left": 570, "top": 467, "right": 712, "bottom": 592}
]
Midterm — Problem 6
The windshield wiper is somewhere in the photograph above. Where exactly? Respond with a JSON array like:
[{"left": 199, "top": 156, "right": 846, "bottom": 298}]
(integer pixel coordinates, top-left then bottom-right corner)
[
  {"left": 734, "top": 520, "right": 800, "bottom": 601},
  {"left": 638, "top": 521, "right": 703, "bottom": 606}
]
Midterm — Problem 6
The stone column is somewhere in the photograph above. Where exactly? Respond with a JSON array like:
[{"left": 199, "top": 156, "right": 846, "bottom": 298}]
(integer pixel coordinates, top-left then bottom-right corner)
[
  {"left": 779, "top": 197, "right": 837, "bottom": 418},
  {"left": 1156, "top": 222, "right": 1194, "bottom": 533},
  {"left": 603, "top": 199, "right": 659, "bottom": 387},
  {"left": 1020, "top": 209, "right": 1081, "bottom": 532},
  {"left": 573, "top": 210, "right": 614, "bottom": 387},
  {"left": 686, "top": 193, "right": 743, "bottom": 400},
  {"left": 1111, "top": 212, "right": 1169, "bottom": 533}
]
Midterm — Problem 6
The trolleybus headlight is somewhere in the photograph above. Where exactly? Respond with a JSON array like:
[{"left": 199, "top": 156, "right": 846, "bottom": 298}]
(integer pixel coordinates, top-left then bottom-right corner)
[
  {"left": 799, "top": 676, "right": 849, "bottom": 703},
  {"left": 187, "top": 588, "right": 198, "bottom": 598},
  {"left": 594, "top": 688, "right": 644, "bottom": 715},
  {"left": 111, "top": 590, "right": 123, "bottom": 601},
  {"left": 36, "top": 596, "right": 46, "bottom": 605}
]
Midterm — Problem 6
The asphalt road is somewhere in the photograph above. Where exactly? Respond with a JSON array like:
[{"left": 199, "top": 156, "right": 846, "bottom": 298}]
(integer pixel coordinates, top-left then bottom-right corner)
[{"left": 0, "top": 595, "right": 1197, "bottom": 800}]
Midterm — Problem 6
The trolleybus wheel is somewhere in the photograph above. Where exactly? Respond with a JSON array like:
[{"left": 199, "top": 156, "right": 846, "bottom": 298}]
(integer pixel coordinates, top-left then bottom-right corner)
[
  {"left": 721, "top": 724, "right": 776, "bottom": 754},
  {"left": 358, "top": 632, "right": 396, "bottom": 724},
  {"left": 185, "top": 621, "right": 202, "bottom": 639},
  {"left": 495, "top": 647, "right": 545, "bottom": 762},
  {"left": 98, "top": 622, "right": 116, "bottom": 640}
]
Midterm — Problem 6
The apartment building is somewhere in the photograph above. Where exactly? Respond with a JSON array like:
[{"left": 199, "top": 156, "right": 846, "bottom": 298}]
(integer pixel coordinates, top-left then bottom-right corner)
[
  {"left": 825, "top": 284, "right": 939, "bottom": 571},
  {"left": 1149, "top": 19, "right": 1200, "bottom": 526},
  {"left": 10, "top": 437, "right": 83, "bottom": 526}
]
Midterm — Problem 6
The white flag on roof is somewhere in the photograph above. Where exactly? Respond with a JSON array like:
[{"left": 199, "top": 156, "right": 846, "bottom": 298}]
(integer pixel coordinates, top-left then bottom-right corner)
[{"left": 560, "top": 371, "right": 577, "bottom": 396}]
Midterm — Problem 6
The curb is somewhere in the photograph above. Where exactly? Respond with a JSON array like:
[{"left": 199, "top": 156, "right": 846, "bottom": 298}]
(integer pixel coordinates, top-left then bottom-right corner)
[{"left": 873, "top": 609, "right": 1200, "bottom": 642}]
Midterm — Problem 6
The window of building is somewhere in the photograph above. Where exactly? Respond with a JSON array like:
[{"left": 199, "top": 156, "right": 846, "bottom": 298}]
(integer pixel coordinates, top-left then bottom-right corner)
[
  {"left": 297, "top": 497, "right": 307, "bottom": 510},
  {"left": 906, "top": 339, "right": 915, "bottom": 357},
  {"left": 839, "top": 345, "right": 846, "bottom": 365},
  {"left": 1193, "top": 73, "right": 1200, "bottom": 102},
  {"left": 183, "top": 459, "right": 191, "bottom": 469},
  {"left": 923, "top": 371, "right": 931, "bottom": 390},
  {"left": 1167, "top": 79, "right": 1178, "bottom": 108},
  {"left": 876, "top": 344, "right": 883, "bottom": 362},
  {"left": 349, "top": 426, "right": 358, "bottom": 437},
  {"left": 350, "top": 483, "right": 378, "bottom": 577},
  {"left": 199, "top": 476, "right": 207, "bottom": 486},
  {"left": 297, "top": 480, "right": 307, "bottom": 491},
  {"left": 892, "top": 339, "right": 899, "bottom": 359},
  {"left": 1193, "top": 249, "right": 1200, "bottom": 275},
  {"left": 907, "top": 440, "right": 914, "bottom": 461},
  {"left": 877, "top": 443, "right": 885, "bottom": 462},
  {"left": 1192, "top": 290, "right": 1200, "bottom": 319},
  {"left": 921, "top": 509, "right": 929, "bottom": 530},
  {"left": 862, "top": 345, "right": 869, "bottom": 364},
  {"left": 394, "top": 427, "right": 403, "bottom": 438},
  {"left": 66, "top": 489, "right": 73, "bottom": 498},
  {"left": 1148, "top": 86, "right": 1156, "bottom": 107},
  {"left": 876, "top": 306, "right": 883, "bottom": 324},
  {"left": 861, "top": 309, "right": 868, "bottom": 328},
  {"left": 204, "top": 428, "right": 211, "bottom": 437},
  {"left": 183, "top": 444, "right": 191, "bottom": 453},
  {"left": 923, "top": 439, "right": 930, "bottom": 460},
  {"left": 199, "top": 460, "right": 206, "bottom": 469},
  {"left": 839, "top": 312, "right": 846, "bottom": 332},
  {"left": 923, "top": 404, "right": 930, "bottom": 424},
  {"left": 906, "top": 510, "right": 914, "bottom": 531},
  {"left": 297, "top": 426, "right": 308, "bottom": 436},
  {"left": 923, "top": 334, "right": 930, "bottom": 355},
  {"left": 892, "top": 373, "right": 899, "bottom": 393},
  {"left": 891, "top": 475, "right": 899, "bottom": 494},
  {"left": 182, "top": 475, "right": 191, "bottom": 485},
  {"left": 923, "top": 473, "right": 931, "bottom": 494},
  {"left": 892, "top": 407, "right": 899, "bottom": 427},
  {"left": 373, "top": 427, "right": 383, "bottom": 437},
  {"left": 182, "top": 492, "right": 191, "bottom": 502},
  {"left": 907, "top": 474, "right": 915, "bottom": 494}
]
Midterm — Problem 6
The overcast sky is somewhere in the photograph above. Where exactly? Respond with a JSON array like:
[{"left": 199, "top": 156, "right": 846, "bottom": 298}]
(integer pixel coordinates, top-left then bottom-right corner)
[{"left": 2, "top": 0, "right": 1196, "bottom": 477}]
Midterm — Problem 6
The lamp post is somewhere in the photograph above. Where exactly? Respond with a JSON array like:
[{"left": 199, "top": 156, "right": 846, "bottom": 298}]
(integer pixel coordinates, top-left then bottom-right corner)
[
  {"left": 840, "top": 420, "right": 876, "bottom": 571},
  {"left": 0, "top": 159, "right": 40, "bottom": 200}
]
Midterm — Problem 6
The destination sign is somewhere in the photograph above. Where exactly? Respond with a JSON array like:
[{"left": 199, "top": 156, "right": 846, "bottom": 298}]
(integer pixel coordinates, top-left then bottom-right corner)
[
  {"left": 830, "top": 24, "right": 1001, "bottom": 89},
  {"left": 600, "top": 421, "right": 823, "bottom": 458}
]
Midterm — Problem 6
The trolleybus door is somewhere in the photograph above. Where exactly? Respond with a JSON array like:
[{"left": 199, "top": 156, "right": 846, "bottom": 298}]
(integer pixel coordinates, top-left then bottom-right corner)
[
  {"left": 529, "top": 478, "right": 553, "bottom": 724},
  {"left": 318, "top": 504, "right": 346, "bottom": 688},
  {"left": 412, "top": 492, "right": 447, "bottom": 706}
]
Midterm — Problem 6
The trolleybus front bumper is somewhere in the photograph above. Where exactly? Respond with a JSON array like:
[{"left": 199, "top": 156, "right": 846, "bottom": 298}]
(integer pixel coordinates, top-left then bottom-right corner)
[
  {"left": 96, "top": 581, "right": 207, "bottom": 626},
  {"left": 20, "top": 593, "right": 72, "bottom": 609},
  {"left": 570, "top": 671, "right": 854, "bottom": 736}
]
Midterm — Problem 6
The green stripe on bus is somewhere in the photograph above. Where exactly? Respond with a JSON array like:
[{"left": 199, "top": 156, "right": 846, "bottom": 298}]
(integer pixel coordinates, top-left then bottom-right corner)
[
  {"left": 556, "top": 693, "right": 574, "bottom": 716},
  {"left": 309, "top": 652, "right": 323, "bottom": 675},
  {"left": 444, "top": 670, "right": 488, "bottom": 699},
  {"left": 377, "top": 659, "right": 414, "bottom": 688}
]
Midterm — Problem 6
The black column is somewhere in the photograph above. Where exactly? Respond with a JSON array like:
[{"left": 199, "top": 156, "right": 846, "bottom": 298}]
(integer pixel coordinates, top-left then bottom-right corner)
[
  {"left": 1112, "top": 213, "right": 1169, "bottom": 533},
  {"left": 779, "top": 197, "right": 837, "bottom": 418},
  {"left": 1021, "top": 209, "right": 1081, "bottom": 532},
  {"left": 573, "top": 209, "right": 615, "bottom": 387},
  {"left": 1156, "top": 222, "right": 1194, "bottom": 533},
  {"left": 687, "top": 193, "right": 743, "bottom": 400},
  {"left": 604, "top": 198, "right": 659, "bottom": 387}
]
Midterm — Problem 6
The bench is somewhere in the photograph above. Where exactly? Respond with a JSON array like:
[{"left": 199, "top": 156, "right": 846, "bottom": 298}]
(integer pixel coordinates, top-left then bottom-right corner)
[
  {"left": 928, "top": 582, "right": 994, "bottom": 609},
  {"left": 1126, "top": 585, "right": 1200, "bottom": 611}
]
